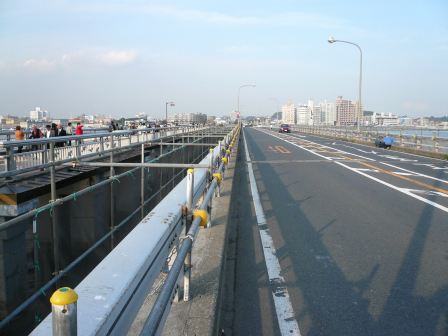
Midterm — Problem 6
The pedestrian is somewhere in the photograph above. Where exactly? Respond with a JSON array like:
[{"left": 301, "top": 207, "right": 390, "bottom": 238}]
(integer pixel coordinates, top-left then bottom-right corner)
[
  {"left": 30, "top": 124, "right": 43, "bottom": 151},
  {"left": 131, "top": 122, "right": 136, "bottom": 130},
  {"left": 76, "top": 123, "right": 84, "bottom": 135},
  {"left": 56, "top": 124, "right": 66, "bottom": 147},
  {"left": 270, "top": 124, "right": 273, "bottom": 130},
  {"left": 383, "top": 135, "right": 397, "bottom": 149},
  {"left": 66, "top": 122, "right": 73, "bottom": 146},
  {"left": 15, "top": 126, "right": 24, "bottom": 153}
]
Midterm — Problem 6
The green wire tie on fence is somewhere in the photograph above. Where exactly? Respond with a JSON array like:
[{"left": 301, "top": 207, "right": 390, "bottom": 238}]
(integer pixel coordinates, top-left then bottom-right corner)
[
  {"left": 49, "top": 203, "right": 54, "bottom": 217},
  {"left": 111, "top": 177, "right": 120, "bottom": 184},
  {"left": 34, "top": 208, "right": 45, "bottom": 218},
  {"left": 35, "top": 235, "right": 40, "bottom": 249},
  {"left": 35, "top": 315, "right": 42, "bottom": 323},
  {"left": 127, "top": 171, "right": 135, "bottom": 179},
  {"left": 40, "top": 288, "right": 46, "bottom": 296},
  {"left": 73, "top": 191, "right": 76, "bottom": 201},
  {"left": 147, "top": 185, "right": 152, "bottom": 191},
  {"left": 90, "top": 186, "right": 94, "bottom": 193},
  {"left": 35, "top": 261, "right": 40, "bottom": 273}
]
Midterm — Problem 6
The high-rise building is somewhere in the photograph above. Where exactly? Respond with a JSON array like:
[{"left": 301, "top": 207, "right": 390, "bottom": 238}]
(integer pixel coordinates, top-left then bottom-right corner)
[
  {"left": 297, "top": 104, "right": 308, "bottom": 125},
  {"left": 319, "top": 99, "right": 337, "bottom": 125},
  {"left": 230, "top": 111, "right": 238, "bottom": 122},
  {"left": 307, "top": 99, "right": 314, "bottom": 125},
  {"left": 313, "top": 106, "right": 322, "bottom": 125},
  {"left": 282, "top": 100, "right": 296, "bottom": 124},
  {"left": 336, "top": 96, "right": 363, "bottom": 126},
  {"left": 30, "top": 107, "right": 49, "bottom": 121}
]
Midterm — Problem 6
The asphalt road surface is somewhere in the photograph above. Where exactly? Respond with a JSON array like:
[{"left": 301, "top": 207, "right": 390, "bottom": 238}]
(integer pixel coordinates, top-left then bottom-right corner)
[{"left": 221, "top": 127, "right": 448, "bottom": 336}]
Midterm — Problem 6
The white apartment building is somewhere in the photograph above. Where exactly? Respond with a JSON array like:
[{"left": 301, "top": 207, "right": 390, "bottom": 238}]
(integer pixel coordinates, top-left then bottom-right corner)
[
  {"left": 282, "top": 100, "right": 296, "bottom": 124},
  {"left": 297, "top": 104, "right": 308, "bottom": 125},
  {"left": 230, "top": 111, "right": 238, "bottom": 122},
  {"left": 319, "top": 99, "right": 337, "bottom": 125},
  {"left": 30, "top": 107, "right": 49, "bottom": 121},
  {"left": 307, "top": 99, "right": 314, "bottom": 125},
  {"left": 313, "top": 106, "right": 322, "bottom": 125},
  {"left": 372, "top": 112, "right": 400, "bottom": 126}
]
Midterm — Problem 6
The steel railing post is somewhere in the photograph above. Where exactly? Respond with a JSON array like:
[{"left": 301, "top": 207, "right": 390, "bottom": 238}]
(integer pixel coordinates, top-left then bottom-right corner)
[
  {"left": 110, "top": 135, "right": 115, "bottom": 250},
  {"left": 184, "top": 169, "right": 194, "bottom": 301},
  {"left": 50, "top": 287, "right": 78, "bottom": 336},
  {"left": 49, "top": 142, "right": 60, "bottom": 276},
  {"left": 141, "top": 143, "right": 145, "bottom": 220}
]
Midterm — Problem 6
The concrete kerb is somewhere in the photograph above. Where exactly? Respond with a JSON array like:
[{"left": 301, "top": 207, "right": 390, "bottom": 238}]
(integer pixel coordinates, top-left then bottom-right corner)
[
  {"left": 293, "top": 130, "right": 448, "bottom": 161},
  {"left": 127, "top": 129, "right": 240, "bottom": 336}
]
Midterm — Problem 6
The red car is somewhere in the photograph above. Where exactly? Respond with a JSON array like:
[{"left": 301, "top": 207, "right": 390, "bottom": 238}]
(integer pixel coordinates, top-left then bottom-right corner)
[{"left": 279, "top": 124, "right": 290, "bottom": 133}]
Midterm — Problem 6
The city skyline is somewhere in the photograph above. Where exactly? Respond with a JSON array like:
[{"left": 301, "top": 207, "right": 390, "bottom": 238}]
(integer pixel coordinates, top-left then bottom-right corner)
[{"left": 0, "top": 1, "right": 447, "bottom": 119}]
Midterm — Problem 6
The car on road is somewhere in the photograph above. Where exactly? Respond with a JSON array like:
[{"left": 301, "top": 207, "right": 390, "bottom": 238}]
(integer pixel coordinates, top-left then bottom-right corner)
[
  {"left": 257, "top": 124, "right": 263, "bottom": 127},
  {"left": 279, "top": 124, "right": 290, "bottom": 133}
]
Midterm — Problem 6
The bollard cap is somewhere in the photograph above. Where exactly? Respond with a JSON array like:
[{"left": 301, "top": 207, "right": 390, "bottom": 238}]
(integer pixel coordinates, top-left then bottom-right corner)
[
  {"left": 187, "top": 169, "right": 195, "bottom": 173},
  {"left": 50, "top": 287, "right": 78, "bottom": 305},
  {"left": 213, "top": 173, "right": 222, "bottom": 183},
  {"left": 209, "top": 148, "right": 214, "bottom": 152}
]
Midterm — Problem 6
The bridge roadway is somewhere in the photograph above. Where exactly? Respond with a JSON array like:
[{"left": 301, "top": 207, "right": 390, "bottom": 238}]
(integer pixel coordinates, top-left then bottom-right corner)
[{"left": 222, "top": 127, "right": 448, "bottom": 336}]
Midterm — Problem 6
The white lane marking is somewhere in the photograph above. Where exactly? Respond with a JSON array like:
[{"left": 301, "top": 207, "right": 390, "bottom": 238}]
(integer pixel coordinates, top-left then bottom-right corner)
[
  {"left": 243, "top": 130, "right": 301, "bottom": 336},
  {"left": 381, "top": 162, "right": 448, "bottom": 184},
  {"left": 335, "top": 161, "right": 448, "bottom": 213},
  {"left": 340, "top": 144, "right": 378, "bottom": 154}
]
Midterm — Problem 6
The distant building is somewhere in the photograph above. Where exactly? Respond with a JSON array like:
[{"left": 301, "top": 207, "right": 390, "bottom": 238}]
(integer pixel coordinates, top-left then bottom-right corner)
[
  {"left": 282, "top": 100, "right": 296, "bottom": 124},
  {"left": 372, "top": 113, "right": 399, "bottom": 125},
  {"left": 319, "top": 99, "right": 336, "bottom": 125},
  {"left": 230, "top": 111, "right": 238, "bottom": 122},
  {"left": 307, "top": 99, "right": 314, "bottom": 125},
  {"left": 336, "top": 96, "right": 363, "bottom": 126},
  {"left": 168, "top": 112, "right": 207, "bottom": 124},
  {"left": 400, "top": 117, "right": 413, "bottom": 126},
  {"left": 297, "top": 104, "right": 308, "bottom": 125},
  {"left": 30, "top": 107, "right": 49, "bottom": 121}
]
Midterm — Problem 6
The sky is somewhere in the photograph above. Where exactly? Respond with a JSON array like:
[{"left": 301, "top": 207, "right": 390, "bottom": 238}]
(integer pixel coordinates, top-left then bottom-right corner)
[{"left": 0, "top": 0, "right": 447, "bottom": 120}]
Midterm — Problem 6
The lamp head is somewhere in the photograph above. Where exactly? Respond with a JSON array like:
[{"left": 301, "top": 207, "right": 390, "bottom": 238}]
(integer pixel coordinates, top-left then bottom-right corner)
[
  {"left": 328, "top": 37, "right": 336, "bottom": 43},
  {"left": 252, "top": 84, "right": 256, "bottom": 87}
]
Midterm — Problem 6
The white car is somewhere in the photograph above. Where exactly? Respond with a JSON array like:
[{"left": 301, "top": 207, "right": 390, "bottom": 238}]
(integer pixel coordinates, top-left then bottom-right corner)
[{"left": 257, "top": 124, "right": 262, "bottom": 127}]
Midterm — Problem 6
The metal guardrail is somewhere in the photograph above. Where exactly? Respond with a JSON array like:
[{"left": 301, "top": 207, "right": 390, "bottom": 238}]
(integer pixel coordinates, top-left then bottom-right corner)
[
  {"left": 0, "top": 125, "right": 207, "bottom": 177},
  {"left": 0, "top": 127, "right": 109, "bottom": 141},
  {"left": 28, "top": 125, "right": 240, "bottom": 335},
  {"left": 291, "top": 125, "right": 448, "bottom": 155}
]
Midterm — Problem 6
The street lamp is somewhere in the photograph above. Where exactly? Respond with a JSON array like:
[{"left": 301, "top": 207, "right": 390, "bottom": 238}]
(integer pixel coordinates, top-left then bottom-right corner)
[
  {"left": 268, "top": 98, "right": 279, "bottom": 124},
  {"left": 328, "top": 36, "right": 363, "bottom": 133},
  {"left": 166, "top": 102, "right": 175, "bottom": 125},
  {"left": 238, "top": 84, "right": 256, "bottom": 124}
]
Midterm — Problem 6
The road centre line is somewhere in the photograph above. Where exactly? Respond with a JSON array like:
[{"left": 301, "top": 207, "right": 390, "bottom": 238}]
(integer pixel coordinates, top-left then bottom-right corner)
[
  {"left": 243, "top": 130, "right": 301, "bottom": 336},
  {"left": 259, "top": 129, "right": 448, "bottom": 197},
  {"left": 335, "top": 161, "right": 448, "bottom": 214}
]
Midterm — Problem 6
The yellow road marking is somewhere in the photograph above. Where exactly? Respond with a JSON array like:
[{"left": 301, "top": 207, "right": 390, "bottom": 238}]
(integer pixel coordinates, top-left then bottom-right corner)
[
  {"left": 293, "top": 139, "right": 448, "bottom": 196},
  {"left": 268, "top": 146, "right": 291, "bottom": 153}
]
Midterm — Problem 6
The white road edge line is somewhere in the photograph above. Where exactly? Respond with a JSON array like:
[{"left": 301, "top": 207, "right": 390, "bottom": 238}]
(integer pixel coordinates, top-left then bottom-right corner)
[
  {"left": 243, "top": 129, "right": 301, "bottom": 336},
  {"left": 380, "top": 162, "right": 448, "bottom": 184}
]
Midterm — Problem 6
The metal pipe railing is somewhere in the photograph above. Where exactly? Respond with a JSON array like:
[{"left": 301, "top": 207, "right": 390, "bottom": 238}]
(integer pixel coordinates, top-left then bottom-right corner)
[{"left": 140, "top": 149, "right": 232, "bottom": 335}]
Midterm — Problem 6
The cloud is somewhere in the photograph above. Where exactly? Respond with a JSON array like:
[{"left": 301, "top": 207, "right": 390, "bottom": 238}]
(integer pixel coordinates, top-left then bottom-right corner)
[
  {"left": 96, "top": 49, "right": 138, "bottom": 65},
  {"left": 61, "top": 49, "right": 138, "bottom": 67},
  {"left": 22, "top": 58, "right": 57, "bottom": 70},
  {"left": 403, "top": 101, "right": 430, "bottom": 110}
]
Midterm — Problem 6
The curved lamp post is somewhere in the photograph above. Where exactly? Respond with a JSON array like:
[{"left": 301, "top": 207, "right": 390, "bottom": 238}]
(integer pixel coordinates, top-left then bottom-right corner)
[
  {"left": 328, "top": 37, "right": 362, "bottom": 133},
  {"left": 166, "top": 102, "right": 175, "bottom": 124},
  {"left": 238, "top": 84, "right": 256, "bottom": 123},
  {"left": 268, "top": 98, "right": 279, "bottom": 124}
]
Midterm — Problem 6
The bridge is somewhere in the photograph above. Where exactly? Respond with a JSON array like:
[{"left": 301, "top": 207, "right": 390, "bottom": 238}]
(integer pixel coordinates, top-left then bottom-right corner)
[{"left": 0, "top": 125, "right": 447, "bottom": 335}]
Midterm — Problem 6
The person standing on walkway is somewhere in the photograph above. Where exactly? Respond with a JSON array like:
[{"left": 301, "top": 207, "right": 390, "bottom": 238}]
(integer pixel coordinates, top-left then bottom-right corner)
[
  {"left": 15, "top": 126, "right": 24, "bottom": 153},
  {"left": 56, "top": 124, "right": 66, "bottom": 147},
  {"left": 66, "top": 122, "right": 73, "bottom": 146},
  {"left": 383, "top": 135, "right": 397, "bottom": 149},
  {"left": 76, "top": 123, "right": 84, "bottom": 135},
  {"left": 30, "top": 124, "right": 43, "bottom": 151}
]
